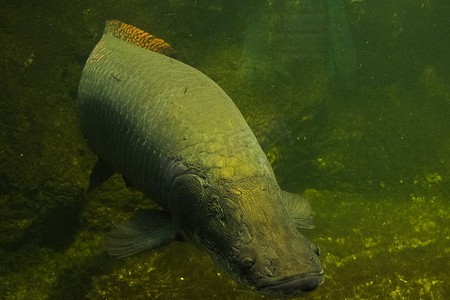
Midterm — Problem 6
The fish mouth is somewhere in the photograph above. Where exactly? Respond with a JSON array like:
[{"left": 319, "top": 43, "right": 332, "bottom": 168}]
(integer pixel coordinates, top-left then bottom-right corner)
[{"left": 255, "top": 270, "right": 324, "bottom": 296}]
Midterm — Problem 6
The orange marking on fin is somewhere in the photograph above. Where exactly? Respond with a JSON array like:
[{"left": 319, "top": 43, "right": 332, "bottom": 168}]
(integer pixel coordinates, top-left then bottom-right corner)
[
  {"left": 107, "top": 20, "right": 175, "bottom": 57},
  {"left": 137, "top": 32, "right": 149, "bottom": 40}
]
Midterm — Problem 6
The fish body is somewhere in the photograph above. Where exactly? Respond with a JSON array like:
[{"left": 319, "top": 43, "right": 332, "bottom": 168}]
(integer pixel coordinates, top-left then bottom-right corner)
[{"left": 78, "top": 20, "right": 323, "bottom": 296}]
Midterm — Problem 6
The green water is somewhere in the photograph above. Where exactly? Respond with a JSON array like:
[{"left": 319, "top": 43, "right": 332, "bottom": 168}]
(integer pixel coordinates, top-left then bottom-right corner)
[{"left": 0, "top": 0, "right": 448, "bottom": 299}]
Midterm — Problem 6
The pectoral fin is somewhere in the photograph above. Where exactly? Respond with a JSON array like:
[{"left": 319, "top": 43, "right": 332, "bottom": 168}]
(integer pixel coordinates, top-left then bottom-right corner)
[
  {"left": 281, "top": 190, "right": 315, "bottom": 229},
  {"left": 106, "top": 210, "right": 175, "bottom": 258}
]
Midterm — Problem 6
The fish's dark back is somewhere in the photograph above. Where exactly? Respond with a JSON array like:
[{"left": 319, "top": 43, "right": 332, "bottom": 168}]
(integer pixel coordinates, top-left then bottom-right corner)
[{"left": 77, "top": 32, "right": 273, "bottom": 206}]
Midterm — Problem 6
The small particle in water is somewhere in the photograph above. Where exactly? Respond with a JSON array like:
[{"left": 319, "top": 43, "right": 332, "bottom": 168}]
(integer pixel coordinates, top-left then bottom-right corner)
[{"left": 24, "top": 53, "right": 34, "bottom": 66}]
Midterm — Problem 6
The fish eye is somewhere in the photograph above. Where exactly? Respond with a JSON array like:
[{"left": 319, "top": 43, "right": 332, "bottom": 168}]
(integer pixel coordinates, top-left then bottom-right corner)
[
  {"left": 311, "top": 243, "right": 320, "bottom": 256},
  {"left": 241, "top": 257, "right": 255, "bottom": 273}
]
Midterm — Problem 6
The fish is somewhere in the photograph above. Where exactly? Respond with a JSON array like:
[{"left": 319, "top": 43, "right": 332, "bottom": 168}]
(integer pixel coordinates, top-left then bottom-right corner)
[{"left": 77, "top": 20, "right": 323, "bottom": 297}]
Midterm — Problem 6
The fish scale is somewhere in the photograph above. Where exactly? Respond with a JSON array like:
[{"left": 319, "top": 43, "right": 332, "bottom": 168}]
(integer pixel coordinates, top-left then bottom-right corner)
[{"left": 78, "top": 28, "right": 270, "bottom": 203}]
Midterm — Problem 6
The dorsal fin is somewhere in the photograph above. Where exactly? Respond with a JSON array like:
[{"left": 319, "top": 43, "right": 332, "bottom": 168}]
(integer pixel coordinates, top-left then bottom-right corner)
[{"left": 106, "top": 20, "right": 175, "bottom": 57}]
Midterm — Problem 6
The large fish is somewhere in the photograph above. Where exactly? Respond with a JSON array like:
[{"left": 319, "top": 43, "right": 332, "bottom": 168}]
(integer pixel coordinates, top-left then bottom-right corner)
[{"left": 77, "top": 20, "right": 323, "bottom": 296}]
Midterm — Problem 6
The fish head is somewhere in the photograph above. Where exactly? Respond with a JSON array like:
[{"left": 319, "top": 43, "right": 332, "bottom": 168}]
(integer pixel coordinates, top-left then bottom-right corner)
[
  {"left": 234, "top": 230, "right": 323, "bottom": 296},
  {"left": 220, "top": 178, "right": 324, "bottom": 296},
  {"left": 170, "top": 174, "right": 323, "bottom": 296}
]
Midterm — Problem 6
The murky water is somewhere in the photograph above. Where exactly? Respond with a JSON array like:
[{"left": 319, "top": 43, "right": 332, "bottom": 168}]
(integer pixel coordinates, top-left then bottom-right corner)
[{"left": 1, "top": 0, "right": 448, "bottom": 299}]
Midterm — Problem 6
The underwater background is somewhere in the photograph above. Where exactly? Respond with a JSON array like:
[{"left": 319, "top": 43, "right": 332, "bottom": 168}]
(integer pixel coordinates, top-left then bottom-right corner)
[{"left": 0, "top": 0, "right": 448, "bottom": 299}]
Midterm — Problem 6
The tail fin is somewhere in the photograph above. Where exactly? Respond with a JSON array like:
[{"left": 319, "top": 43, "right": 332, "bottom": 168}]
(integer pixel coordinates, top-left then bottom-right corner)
[{"left": 106, "top": 20, "right": 175, "bottom": 57}]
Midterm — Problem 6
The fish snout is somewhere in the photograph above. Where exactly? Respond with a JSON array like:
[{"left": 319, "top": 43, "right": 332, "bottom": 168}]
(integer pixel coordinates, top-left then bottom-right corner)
[
  {"left": 237, "top": 246, "right": 323, "bottom": 296},
  {"left": 256, "top": 268, "right": 324, "bottom": 296},
  {"left": 238, "top": 256, "right": 324, "bottom": 295}
]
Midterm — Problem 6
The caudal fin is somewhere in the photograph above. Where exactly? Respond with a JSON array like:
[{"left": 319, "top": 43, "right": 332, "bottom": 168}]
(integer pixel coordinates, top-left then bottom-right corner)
[{"left": 106, "top": 19, "right": 175, "bottom": 57}]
